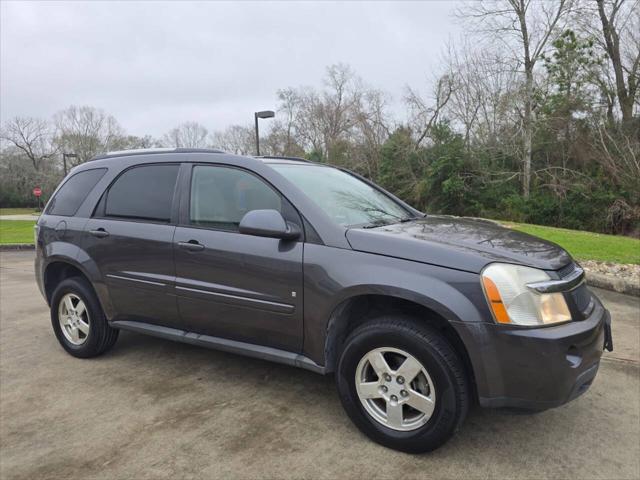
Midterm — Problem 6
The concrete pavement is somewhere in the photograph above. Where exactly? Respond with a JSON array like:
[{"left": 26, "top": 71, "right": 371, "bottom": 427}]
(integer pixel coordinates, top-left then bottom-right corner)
[{"left": 1, "top": 250, "right": 638, "bottom": 479}]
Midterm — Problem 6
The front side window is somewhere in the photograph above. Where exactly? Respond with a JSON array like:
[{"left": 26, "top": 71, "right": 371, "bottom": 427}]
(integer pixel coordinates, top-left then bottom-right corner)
[
  {"left": 46, "top": 168, "right": 107, "bottom": 216},
  {"left": 105, "top": 164, "right": 179, "bottom": 222},
  {"left": 190, "top": 165, "right": 282, "bottom": 231},
  {"left": 271, "top": 164, "right": 412, "bottom": 227}
]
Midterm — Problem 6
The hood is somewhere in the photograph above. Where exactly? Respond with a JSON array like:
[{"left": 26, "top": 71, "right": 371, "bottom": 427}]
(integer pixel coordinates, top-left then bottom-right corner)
[{"left": 346, "top": 215, "right": 571, "bottom": 273}]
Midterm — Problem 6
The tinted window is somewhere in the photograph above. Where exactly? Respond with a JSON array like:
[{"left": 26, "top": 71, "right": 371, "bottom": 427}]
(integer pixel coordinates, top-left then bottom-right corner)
[
  {"left": 105, "top": 164, "right": 179, "bottom": 221},
  {"left": 190, "top": 166, "right": 282, "bottom": 231},
  {"left": 46, "top": 168, "right": 107, "bottom": 216}
]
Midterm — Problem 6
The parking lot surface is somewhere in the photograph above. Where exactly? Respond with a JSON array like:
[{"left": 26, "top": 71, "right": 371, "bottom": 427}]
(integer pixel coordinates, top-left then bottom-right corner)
[{"left": 1, "top": 250, "right": 639, "bottom": 479}]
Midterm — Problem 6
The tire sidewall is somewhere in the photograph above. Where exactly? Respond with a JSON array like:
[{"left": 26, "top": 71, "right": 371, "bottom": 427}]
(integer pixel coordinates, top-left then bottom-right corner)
[
  {"left": 337, "top": 321, "right": 463, "bottom": 452},
  {"left": 51, "top": 277, "right": 102, "bottom": 357}
]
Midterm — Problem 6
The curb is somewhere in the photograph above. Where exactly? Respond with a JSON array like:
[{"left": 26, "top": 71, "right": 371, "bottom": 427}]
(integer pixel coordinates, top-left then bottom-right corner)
[
  {"left": 0, "top": 244, "right": 35, "bottom": 251},
  {"left": 0, "top": 243, "right": 637, "bottom": 297},
  {"left": 586, "top": 272, "right": 639, "bottom": 297}
]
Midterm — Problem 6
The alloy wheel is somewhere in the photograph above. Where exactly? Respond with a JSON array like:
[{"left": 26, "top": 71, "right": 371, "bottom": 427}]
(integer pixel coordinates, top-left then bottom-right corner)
[
  {"left": 58, "top": 293, "right": 90, "bottom": 345},
  {"left": 355, "top": 347, "right": 436, "bottom": 431}
]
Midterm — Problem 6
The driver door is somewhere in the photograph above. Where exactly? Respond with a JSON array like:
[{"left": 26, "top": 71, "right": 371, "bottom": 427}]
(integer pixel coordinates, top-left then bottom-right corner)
[{"left": 173, "top": 164, "right": 304, "bottom": 352}]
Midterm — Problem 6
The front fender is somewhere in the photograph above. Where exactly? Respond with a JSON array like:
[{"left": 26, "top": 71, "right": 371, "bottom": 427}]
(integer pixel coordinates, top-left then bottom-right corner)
[
  {"left": 302, "top": 244, "right": 490, "bottom": 366},
  {"left": 326, "top": 282, "right": 482, "bottom": 327}
]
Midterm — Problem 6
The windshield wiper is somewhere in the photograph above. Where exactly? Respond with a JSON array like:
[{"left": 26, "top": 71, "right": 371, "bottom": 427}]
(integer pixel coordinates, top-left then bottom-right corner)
[
  {"left": 364, "top": 206, "right": 415, "bottom": 220},
  {"left": 361, "top": 219, "right": 394, "bottom": 229},
  {"left": 360, "top": 214, "right": 424, "bottom": 229},
  {"left": 399, "top": 215, "right": 424, "bottom": 223}
]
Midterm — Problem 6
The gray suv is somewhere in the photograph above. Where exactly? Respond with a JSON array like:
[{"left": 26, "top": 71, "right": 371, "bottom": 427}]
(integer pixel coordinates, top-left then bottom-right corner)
[{"left": 35, "top": 148, "right": 613, "bottom": 452}]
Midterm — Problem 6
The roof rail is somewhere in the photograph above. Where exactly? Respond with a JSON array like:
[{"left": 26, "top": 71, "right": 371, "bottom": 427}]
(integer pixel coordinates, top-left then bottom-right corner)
[
  {"left": 90, "top": 147, "right": 226, "bottom": 161},
  {"left": 104, "top": 148, "right": 174, "bottom": 157},
  {"left": 255, "top": 155, "right": 310, "bottom": 162}
]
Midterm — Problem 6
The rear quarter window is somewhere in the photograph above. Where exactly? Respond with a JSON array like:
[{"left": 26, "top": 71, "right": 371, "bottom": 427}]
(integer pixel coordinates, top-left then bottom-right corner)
[{"left": 46, "top": 168, "right": 107, "bottom": 217}]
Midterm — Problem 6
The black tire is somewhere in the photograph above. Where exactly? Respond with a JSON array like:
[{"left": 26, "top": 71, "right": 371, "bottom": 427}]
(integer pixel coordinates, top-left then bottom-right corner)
[
  {"left": 50, "top": 276, "right": 119, "bottom": 358},
  {"left": 336, "top": 315, "right": 469, "bottom": 453}
]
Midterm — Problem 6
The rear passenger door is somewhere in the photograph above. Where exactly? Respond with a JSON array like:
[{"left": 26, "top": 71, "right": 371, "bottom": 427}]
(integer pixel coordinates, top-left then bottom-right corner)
[
  {"left": 83, "top": 163, "right": 181, "bottom": 328},
  {"left": 173, "top": 164, "right": 304, "bottom": 352}
]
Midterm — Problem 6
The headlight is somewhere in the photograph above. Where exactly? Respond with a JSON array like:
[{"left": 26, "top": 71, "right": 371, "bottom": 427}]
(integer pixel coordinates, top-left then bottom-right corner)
[{"left": 481, "top": 263, "right": 572, "bottom": 326}]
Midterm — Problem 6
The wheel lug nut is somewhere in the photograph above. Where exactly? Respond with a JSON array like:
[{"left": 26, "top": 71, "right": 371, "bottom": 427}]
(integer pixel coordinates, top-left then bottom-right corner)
[
  {"left": 384, "top": 374, "right": 391, "bottom": 382},
  {"left": 390, "top": 395, "right": 398, "bottom": 402},
  {"left": 380, "top": 385, "right": 388, "bottom": 393},
  {"left": 397, "top": 376, "right": 405, "bottom": 384},
  {"left": 401, "top": 390, "right": 408, "bottom": 397}
]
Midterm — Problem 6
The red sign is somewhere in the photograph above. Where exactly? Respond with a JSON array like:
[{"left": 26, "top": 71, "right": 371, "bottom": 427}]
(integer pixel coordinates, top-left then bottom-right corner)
[{"left": 33, "top": 187, "right": 42, "bottom": 197}]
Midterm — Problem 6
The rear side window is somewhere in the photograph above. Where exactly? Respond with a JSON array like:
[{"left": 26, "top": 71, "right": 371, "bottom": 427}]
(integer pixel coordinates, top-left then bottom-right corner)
[
  {"left": 46, "top": 168, "right": 107, "bottom": 216},
  {"left": 105, "top": 164, "right": 179, "bottom": 222}
]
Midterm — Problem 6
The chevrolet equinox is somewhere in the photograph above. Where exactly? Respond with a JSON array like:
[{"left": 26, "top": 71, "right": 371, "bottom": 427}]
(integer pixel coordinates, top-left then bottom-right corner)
[{"left": 35, "top": 148, "right": 613, "bottom": 452}]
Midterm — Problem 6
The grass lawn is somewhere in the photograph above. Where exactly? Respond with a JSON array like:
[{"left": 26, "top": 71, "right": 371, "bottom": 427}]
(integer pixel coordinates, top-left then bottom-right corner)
[
  {"left": 0, "top": 208, "right": 40, "bottom": 216},
  {"left": 0, "top": 220, "right": 36, "bottom": 244},
  {"left": 503, "top": 222, "right": 640, "bottom": 265}
]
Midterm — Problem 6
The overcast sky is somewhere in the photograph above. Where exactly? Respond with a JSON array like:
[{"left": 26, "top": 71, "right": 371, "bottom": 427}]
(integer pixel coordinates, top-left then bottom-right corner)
[{"left": 1, "top": 1, "right": 462, "bottom": 138}]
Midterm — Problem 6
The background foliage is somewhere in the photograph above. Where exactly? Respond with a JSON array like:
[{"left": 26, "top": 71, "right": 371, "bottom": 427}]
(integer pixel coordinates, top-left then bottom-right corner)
[{"left": 1, "top": 0, "right": 638, "bottom": 236}]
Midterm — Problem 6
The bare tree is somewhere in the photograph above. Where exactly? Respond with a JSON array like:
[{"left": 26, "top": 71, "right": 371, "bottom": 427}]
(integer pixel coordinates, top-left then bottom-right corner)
[
  {"left": 405, "top": 74, "right": 453, "bottom": 147},
  {"left": 0, "top": 117, "right": 57, "bottom": 170},
  {"left": 445, "top": 46, "right": 484, "bottom": 148},
  {"left": 162, "top": 121, "right": 208, "bottom": 148},
  {"left": 594, "top": 0, "right": 639, "bottom": 122},
  {"left": 460, "top": 0, "right": 574, "bottom": 197},
  {"left": 112, "top": 134, "right": 160, "bottom": 150},
  {"left": 209, "top": 125, "right": 254, "bottom": 155},
  {"left": 279, "top": 64, "right": 367, "bottom": 162},
  {"left": 54, "top": 106, "right": 125, "bottom": 165},
  {"left": 319, "top": 64, "right": 363, "bottom": 160},
  {"left": 352, "top": 88, "right": 392, "bottom": 178},
  {"left": 275, "top": 88, "right": 304, "bottom": 156},
  {"left": 260, "top": 121, "right": 307, "bottom": 158}
]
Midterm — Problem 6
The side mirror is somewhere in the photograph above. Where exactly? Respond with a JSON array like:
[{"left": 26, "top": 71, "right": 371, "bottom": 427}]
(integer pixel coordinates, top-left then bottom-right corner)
[{"left": 239, "top": 209, "right": 301, "bottom": 240}]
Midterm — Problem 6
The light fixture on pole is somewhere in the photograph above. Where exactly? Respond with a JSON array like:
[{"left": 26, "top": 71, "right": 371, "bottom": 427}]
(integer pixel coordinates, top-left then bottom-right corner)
[
  {"left": 62, "top": 152, "right": 78, "bottom": 176},
  {"left": 254, "top": 110, "right": 275, "bottom": 156}
]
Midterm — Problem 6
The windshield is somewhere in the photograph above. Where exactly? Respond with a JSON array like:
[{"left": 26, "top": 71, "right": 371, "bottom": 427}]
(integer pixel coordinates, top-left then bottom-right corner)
[{"left": 271, "top": 164, "right": 415, "bottom": 227}]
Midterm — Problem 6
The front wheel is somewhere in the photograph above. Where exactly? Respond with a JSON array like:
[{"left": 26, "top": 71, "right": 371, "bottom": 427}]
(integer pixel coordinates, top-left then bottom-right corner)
[{"left": 336, "top": 316, "right": 469, "bottom": 453}]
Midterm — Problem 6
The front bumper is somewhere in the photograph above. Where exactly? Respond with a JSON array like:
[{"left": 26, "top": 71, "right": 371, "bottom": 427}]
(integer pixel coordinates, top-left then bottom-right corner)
[{"left": 457, "top": 296, "right": 612, "bottom": 411}]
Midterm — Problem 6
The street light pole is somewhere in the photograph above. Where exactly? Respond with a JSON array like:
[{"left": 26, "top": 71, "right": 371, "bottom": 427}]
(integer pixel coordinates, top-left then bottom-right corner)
[
  {"left": 254, "top": 110, "right": 275, "bottom": 156},
  {"left": 62, "top": 153, "right": 77, "bottom": 176}
]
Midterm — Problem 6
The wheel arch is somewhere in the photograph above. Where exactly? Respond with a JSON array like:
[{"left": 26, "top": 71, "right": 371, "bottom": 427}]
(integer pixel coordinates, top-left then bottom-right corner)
[
  {"left": 41, "top": 255, "right": 115, "bottom": 320},
  {"left": 323, "top": 292, "right": 478, "bottom": 402},
  {"left": 43, "top": 258, "right": 92, "bottom": 303}
]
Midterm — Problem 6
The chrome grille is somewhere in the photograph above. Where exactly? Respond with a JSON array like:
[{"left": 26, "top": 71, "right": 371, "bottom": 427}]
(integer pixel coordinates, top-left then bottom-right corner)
[{"left": 558, "top": 262, "right": 578, "bottom": 279}]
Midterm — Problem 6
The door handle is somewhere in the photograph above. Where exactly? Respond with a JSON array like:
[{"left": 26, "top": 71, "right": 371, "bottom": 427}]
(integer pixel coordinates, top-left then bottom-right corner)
[
  {"left": 177, "top": 240, "right": 205, "bottom": 252},
  {"left": 89, "top": 228, "right": 109, "bottom": 238}
]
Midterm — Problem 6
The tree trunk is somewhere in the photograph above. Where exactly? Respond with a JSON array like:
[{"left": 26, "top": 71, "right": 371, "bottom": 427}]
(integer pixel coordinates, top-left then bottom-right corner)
[
  {"left": 596, "top": 0, "right": 633, "bottom": 123},
  {"left": 523, "top": 81, "right": 533, "bottom": 199},
  {"left": 518, "top": 1, "right": 534, "bottom": 199}
]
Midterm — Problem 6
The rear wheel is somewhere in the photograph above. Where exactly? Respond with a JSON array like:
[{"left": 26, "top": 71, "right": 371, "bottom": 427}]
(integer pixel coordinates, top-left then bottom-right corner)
[
  {"left": 336, "top": 316, "right": 469, "bottom": 453},
  {"left": 51, "top": 276, "right": 118, "bottom": 358}
]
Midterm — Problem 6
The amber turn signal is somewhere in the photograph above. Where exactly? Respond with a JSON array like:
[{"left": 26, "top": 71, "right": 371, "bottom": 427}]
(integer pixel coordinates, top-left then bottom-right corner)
[{"left": 481, "top": 276, "right": 511, "bottom": 324}]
